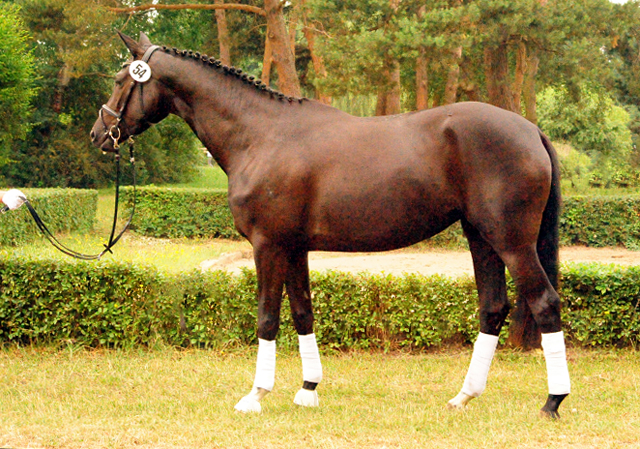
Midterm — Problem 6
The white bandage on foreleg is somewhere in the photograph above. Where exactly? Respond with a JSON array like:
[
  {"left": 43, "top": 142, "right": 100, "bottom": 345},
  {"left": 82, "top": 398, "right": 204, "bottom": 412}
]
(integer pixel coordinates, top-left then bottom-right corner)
[
  {"left": 461, "top": 332, "right": 499, "bottom": 398},
  {"left": 541, "top": 331, "right": 571, "bottom": 395},
  {"left": 253, "top": 338, "right": 276, "bottom": 391},
  {"left": 299, "top": 333, "right": 322, "bottom": 384}
]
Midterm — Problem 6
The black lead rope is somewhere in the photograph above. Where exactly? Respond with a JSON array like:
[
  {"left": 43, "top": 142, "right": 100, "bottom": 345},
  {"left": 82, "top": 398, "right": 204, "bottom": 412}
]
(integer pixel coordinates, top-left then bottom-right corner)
[{"left": 24, "top": 140, "right": 137, "bottom": 261}]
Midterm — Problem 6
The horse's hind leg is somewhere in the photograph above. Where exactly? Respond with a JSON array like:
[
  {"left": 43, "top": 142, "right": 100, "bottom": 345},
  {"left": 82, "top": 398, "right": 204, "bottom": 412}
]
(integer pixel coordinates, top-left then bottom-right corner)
[
  {"left": 285, "top": 249, "right": 323, "bottom": 407},
  {"left": 500, "top": 246, "right": 570, "bottom": 418},
  {"left": 448, "top": 221, "right": 510, "bottom": 410}
]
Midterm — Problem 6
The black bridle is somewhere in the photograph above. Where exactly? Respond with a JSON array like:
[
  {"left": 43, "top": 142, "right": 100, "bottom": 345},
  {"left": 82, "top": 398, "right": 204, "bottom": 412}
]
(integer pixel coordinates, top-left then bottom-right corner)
[{"left": 22, "top": 45, "right": 161, "bottom": 261}]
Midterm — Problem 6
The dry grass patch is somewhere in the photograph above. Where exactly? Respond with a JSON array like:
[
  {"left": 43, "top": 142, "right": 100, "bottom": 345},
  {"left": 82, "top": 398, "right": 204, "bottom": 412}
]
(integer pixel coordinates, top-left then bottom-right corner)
[{"left": 0, "top": 348, "right": 638, "bottom": 448}]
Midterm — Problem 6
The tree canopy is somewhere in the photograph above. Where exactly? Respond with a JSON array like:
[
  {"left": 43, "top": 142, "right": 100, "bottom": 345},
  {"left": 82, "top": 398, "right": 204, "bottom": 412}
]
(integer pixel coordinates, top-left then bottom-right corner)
[
  {"left": 0, "top": 2, "right": 37, "bottom": 169},
  {"left": 1, "top": 0, "right": 639, "bottom": 188}
]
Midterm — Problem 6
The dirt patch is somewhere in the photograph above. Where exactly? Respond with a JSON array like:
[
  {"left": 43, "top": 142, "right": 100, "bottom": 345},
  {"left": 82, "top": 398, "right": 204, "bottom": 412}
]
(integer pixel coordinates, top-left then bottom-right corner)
[{"left": 201, "top": 246, "right": 640, "bottom": 277}]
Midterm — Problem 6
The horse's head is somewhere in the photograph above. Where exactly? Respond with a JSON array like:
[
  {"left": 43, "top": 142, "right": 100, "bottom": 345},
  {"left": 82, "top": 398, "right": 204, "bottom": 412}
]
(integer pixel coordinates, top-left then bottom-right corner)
[{"left": 90, "top": 32, "right": 169, "bottom": 151}]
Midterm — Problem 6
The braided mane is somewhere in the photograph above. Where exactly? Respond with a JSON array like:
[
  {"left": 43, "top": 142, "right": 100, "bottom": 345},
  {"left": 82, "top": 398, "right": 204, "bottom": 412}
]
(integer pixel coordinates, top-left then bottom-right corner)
[{"left": 160, "top": 45, "right": 307, "bottom": 104}]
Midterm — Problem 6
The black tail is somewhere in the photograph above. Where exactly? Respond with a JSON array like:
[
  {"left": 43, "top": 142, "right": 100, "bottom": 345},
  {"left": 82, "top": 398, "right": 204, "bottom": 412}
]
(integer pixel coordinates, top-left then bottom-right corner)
[{"left": 510, "top": 131, "right": 561, "bottom": 349}]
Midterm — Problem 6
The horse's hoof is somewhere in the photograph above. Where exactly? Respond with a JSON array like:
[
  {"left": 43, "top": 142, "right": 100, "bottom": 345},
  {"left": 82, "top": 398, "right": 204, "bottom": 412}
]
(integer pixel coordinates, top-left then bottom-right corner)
[
  {"left": 234, "top": 395, "right": 262, "bottom": 413},
  {"left": 540, "top": 409, "right": 560, "bottom": 419},
  {"left": 539, "top": 393, "right": 568, "bottom": 419},
  {"left": 447, "top": 391, "right": 473, "bottom": 411},
  {"left": 293, "top": 388, "right": 319, "bottom": 407},
  {"left": 234, "top": 387, "right": 270, "bottom": 413}
]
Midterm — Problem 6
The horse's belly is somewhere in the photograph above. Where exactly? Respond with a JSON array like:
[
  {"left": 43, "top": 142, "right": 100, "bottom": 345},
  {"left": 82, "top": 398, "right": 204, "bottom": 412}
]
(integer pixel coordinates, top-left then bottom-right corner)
[{"left": 308, "top": 194, "right": 458, "bottom": 252}]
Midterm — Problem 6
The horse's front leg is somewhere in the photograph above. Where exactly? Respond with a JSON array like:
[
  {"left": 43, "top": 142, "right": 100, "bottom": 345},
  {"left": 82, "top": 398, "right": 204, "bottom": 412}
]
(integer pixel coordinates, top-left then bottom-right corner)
[
  {"left": 285, "top": 249, "right": 322, "bottom": 407},
  {"left": 234, "top": 240, "right": 287, "bottom": 413}
]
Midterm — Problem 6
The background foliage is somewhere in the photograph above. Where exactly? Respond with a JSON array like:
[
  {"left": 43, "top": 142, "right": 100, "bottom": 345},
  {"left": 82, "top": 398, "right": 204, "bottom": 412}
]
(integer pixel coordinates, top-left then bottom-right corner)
[
  {"left": 1, "top": 0, "right": 640, "bottom": 188},
  {"left": 0, "top": 188, "right": 97, "bottom": 246},
  {"left": 0, "top": 2, "right": 37, "bottom": 169},
  {"left": 122, "top": 187, "right": 640, "bottom": 249},
  {"left": 0, "top": 257, "right": 638, "bottom": 349}
]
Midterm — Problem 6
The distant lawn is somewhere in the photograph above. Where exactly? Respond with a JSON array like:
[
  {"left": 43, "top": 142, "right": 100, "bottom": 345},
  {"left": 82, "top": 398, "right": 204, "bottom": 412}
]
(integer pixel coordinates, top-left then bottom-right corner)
[{"left": 169, "top": 165, "right": 228, "bottom": 190}]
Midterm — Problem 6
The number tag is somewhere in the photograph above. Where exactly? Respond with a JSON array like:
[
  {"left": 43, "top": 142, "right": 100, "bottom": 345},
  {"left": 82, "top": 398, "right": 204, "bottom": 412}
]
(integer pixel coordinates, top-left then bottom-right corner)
[{"left": 129, "top": 60, "right": 152, "bottom": 83}]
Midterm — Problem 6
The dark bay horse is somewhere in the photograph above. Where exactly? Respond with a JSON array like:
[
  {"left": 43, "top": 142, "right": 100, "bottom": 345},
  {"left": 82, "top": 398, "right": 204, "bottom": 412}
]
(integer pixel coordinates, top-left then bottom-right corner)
[{"left": 91, "top": 32, "right": 570, "bottom": 418}]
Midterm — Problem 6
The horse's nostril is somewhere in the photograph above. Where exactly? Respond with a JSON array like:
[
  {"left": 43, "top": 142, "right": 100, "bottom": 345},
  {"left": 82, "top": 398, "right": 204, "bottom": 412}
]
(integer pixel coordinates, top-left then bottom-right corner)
[{"left": 90, "top": 130, "right": 95, "bottom": 140}]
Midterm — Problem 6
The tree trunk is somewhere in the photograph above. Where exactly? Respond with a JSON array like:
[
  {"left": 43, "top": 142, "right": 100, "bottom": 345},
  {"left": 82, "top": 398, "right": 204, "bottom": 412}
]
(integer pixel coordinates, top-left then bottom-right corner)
[
  {"left": 264, "top": 0, "right": 301, "bottom": 97},
  {"left": 214, "top": 0, "right": 231, "bottom": 65},
  {"left": 523, "top": 49, "right": 540, "bottom": 124},
  {"left": 53, "top": 63, "right": 71, "bottom": 113},
  {"left": 511, "top": 40, "right": 527, "bottom": 114},
  {"left": 375, "top": 0, "right": 402, "bottom": 116},
  {"left": 300, "top": 0, "right": 330, "bottom": 104},
  {"left": 262, "top": 34, "right": 273, "bottom": 85},
  {"left": 302, "top": 26, "right": 331, "bottom": 104},
  {"left": 288, "top": 5, "right": 297, "bottom": 56},
  {"left": 444, "top": 46, "right": 462, "bottom": 105},
  {"left": 483, "top": 42, "right": 515, "bottom": 112},
  {"left": 415, "top": 6, "right": 429, "bottom": 110},
  {"left": 375, "top": 62, "right": 401, "bottom": 116},
  {"left": 415, "top": 46, "right": 429, "bottom": 110}
]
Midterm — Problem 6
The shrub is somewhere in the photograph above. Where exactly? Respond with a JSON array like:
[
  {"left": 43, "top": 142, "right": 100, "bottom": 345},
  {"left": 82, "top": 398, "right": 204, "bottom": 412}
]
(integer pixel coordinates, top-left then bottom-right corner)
[
  {"left": 562, "top": 263, "right": 640, "bottom": 347},
  {"left": 0, "top": 188, "right": 97, "bottom": 246},
  {"left": 560, "top": 196, "right": 640, "bottom": 248},
  {"left": 1, "top": 256, "right": 638, "bottom": 349},
  {"left": 121, "top": 186, "right": 240, "bottom": 239},
  {"left": 123, "top": 188, "right": 640, "bottom": 250}
]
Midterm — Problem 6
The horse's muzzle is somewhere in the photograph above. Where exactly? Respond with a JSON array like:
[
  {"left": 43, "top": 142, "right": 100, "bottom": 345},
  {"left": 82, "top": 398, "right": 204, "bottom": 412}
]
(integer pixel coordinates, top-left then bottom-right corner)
[{"left": 90, "top": 122, "right": 117, "bottom": 152}]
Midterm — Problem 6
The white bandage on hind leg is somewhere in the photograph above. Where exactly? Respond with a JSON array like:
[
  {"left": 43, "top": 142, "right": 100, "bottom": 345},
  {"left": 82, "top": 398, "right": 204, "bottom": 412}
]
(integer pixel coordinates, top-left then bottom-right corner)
[
  {"left": 541, "top": 331, "right": 571, "bottom": 395},
  {"left": 253, "top": 338, "right": 277, "bottom": 391},
  {"left": 461, "top": 332, "right": 499, "bottom": 398},
  {"left": 299, "top": 333, "right": 322, "bottom": 384}
]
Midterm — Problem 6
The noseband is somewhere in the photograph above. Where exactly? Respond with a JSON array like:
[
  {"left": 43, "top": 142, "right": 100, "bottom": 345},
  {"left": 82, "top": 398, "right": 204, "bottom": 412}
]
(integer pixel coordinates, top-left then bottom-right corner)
[{"left": 99, "top": 44, "right": 161, "bottom": 149}]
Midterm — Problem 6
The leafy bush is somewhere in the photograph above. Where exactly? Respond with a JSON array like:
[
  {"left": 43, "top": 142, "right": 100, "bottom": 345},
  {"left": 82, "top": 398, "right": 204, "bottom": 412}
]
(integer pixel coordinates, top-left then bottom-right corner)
[
  {"left": 125, "top": 187, "right": 640, "bottom": 250},
  {"left": 0, "top": 188, "right": 97, "bottom": 246},
  {"left": 562, "top": 263, "right": 640, "bottom": 347},
  {"left": 122, "top": 186, "right": 240, "bottom": 239},
  {"left": 1, "top": 256, "right": 638, "bottom": 349},
  {"left": 560, "top": 196, "right": 640, "bottom": 248}
]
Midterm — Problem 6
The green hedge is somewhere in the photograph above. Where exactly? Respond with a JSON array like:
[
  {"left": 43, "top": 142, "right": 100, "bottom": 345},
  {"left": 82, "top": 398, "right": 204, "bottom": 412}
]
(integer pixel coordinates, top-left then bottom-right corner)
[
  {"left": 122, "top": 188, "right": 640, "bottom": 249},
  {"left": 122, "top": 186, "right": 239, "bottom": 239},
  {"left": 560, "top": 196, "right": 640, "bottom": 248},
  {"left": 0, "top": 188, "right": 97, "bottom": 246},
  {"left": 1, "top": 256, "right": 638, "bottom": 349}
]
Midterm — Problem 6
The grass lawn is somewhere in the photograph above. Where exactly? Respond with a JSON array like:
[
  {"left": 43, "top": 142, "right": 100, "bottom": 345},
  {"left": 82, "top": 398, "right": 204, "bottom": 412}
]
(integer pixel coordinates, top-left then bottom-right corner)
[{"left": 0, "top": 347, "right": 638, "bottom": 448}]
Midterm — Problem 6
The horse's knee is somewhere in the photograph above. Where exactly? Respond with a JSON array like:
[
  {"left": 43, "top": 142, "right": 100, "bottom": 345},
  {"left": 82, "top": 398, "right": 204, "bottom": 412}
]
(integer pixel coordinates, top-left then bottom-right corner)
[
  {"left": 257, "top": 314, "right": 280, "bottom": 341},
  {"left": 291, "top": 309, "right": 314, "bottom": 335},
  {"left": 479, "top": 300, "right": 510, "bottom": 335}
]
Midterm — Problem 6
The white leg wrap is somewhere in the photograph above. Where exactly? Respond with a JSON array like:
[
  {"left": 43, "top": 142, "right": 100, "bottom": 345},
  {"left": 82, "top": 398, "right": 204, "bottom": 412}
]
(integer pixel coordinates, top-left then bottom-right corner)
[
  {"left": 460, "top": 332, "right": 499, "bottom": 398},
  {"left": 253, "top": 338, "right": 276, "bottom": 391},
  {"left": 234, "top": 339, "right": 276, "bottom": 413},
  {"left": 448, "top": 333, "right": 498, "bottom": 410},
  {"left": 294, "top": 333, "right": 322, "bottom": 407},
  {"left": 298, "top": 333, "right": 322, "bottom": 384},
  {"left": 541, "top": 331, "right": 571, "bottom": 395}
]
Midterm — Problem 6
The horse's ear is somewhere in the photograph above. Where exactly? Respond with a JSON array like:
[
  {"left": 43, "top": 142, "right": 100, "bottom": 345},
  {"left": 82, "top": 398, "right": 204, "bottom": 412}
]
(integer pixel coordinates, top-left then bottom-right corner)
[
  {"left": 139, "top": 31, "right": 152, "bottom": 48},
  {"left": 118, "top": 31, "right": 143, "bottom": 58}
]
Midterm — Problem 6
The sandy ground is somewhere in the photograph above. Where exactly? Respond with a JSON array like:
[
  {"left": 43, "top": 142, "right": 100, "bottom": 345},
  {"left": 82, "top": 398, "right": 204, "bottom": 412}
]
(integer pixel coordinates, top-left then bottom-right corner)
[{"left": 200, "top": 246, "right": 640, "bottom": 277}]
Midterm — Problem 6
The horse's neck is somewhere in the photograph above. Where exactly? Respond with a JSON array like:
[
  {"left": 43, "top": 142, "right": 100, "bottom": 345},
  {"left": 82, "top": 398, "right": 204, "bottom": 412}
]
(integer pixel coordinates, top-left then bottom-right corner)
[{"left": 163, "top": 59, "right": 288, "bottom": 173}]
